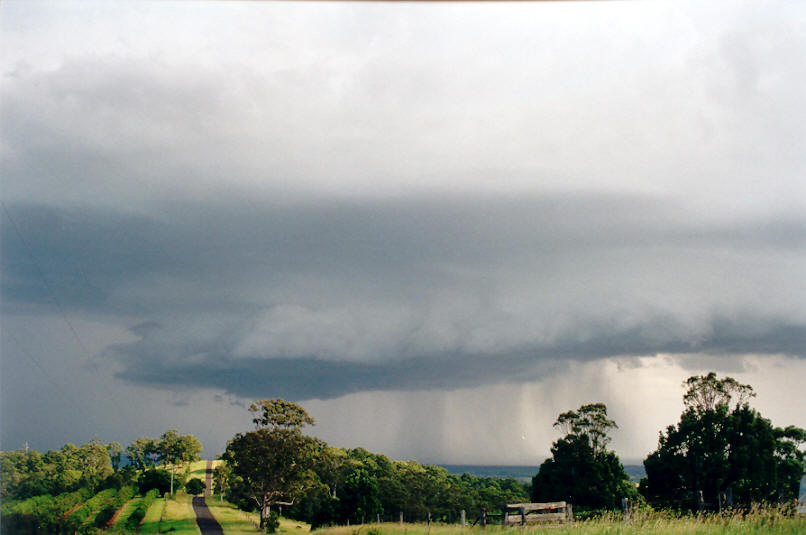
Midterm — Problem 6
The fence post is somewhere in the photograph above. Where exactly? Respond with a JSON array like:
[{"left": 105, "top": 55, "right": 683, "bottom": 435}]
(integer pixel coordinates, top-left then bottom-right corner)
[
  {"left": 621, "top": 497, "right": 631, "bottom": 521},
  {"left": 479, "top": 507, "right": 486, "bottom": 528},
  {"left": 400, "top": 511, "right": 404, "bottom": 525},
  {"left": 726, "top": 487, "right": 733, "bottom": 508},
  {"left": 501, "top": 504, "right": 507, "bottom": 527},
  {"left": 460, "top": 510, "right": 466, "bottom": 528},
  {"left": 697, "top": 490, "right": 705, "bottom": 512},
  {"left": 377, "top": 514, "right": 380, "bottom": 524},
  {"left": 566, "top": 503, "right": 573, "bottom": 524}
]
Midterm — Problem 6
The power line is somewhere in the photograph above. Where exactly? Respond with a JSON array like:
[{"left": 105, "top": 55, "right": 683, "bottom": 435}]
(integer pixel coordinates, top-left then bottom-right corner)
[
  {"left": 3, "top": 329, "right": 107, "bottom": 434},
  {"left": 2, "top": 201, "right": 136, "bottom": 426}
]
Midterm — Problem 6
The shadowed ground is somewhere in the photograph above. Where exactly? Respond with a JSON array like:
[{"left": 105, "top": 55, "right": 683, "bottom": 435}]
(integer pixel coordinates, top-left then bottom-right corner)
[{"left": 192, "top": 496, "right": 224, "bottom": 535}]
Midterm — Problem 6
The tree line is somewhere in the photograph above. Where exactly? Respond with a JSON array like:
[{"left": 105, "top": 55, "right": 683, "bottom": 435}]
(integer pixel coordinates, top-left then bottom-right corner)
[
  {"left": 1, "top": 429, "right": 202, "bottom": 502},
  {"left": 2, "top": 372, "right": 803, "bottom": 534},
  {"left": 217, "top": 400, "right": 530, "bottom": 530},
  {"left": 219, "top": 374, "right": 804, "bottom": 531}
]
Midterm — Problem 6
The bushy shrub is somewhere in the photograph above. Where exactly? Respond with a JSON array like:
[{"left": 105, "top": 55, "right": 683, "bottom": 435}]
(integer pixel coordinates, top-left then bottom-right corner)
[
  {"left": 185, "top": 478, "right": 206, "bottom": 496},
  {"left": 124, "top": 489, "right": 160, "bottom": 531},
  {"left": 265, "top": 511, "right": 280, "bottom": 533},
  {"left": 138, "top": 469, "right": 171, "bottom": 495},
  {"left": 62, "top": 488, "right": 118, "bottom": 534},
  {"left": 93, "top": 504, "right": 117, "bottom": 528}
]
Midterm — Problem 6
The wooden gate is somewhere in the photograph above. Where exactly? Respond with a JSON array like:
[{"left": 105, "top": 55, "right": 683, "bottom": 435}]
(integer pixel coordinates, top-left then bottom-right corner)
[{"left": 500, "top": 502, "right": 572, "bottom": 526}]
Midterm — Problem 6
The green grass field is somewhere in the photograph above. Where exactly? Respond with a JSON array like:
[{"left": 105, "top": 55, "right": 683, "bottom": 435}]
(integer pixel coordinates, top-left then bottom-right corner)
[
  {"left": 313, "top": 512, "right": 806, "bottom": 535},
  {"left": 140, "top": 498, "right": 166, "bottom": 535},
  {"left": 159, "top": 493, "right": 201, "bottom": 535},
  {"left": 110, "top": 497, "right": 142, "bottom": 528},
  {"left": 187, "top": 460, "right": 209, "bottom": 481},
  {"left": 202, "top": 498, "right": 308, "bottom": 535}
]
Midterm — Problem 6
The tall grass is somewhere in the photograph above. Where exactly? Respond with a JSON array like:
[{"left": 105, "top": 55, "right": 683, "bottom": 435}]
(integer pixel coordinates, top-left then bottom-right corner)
[{"left": 312, "top": 508, "right": 805, "bottom": 535}]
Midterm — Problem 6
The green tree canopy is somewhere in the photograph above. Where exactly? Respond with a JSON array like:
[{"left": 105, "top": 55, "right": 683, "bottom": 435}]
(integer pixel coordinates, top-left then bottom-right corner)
[
  {"left": 640, "top": 373, "right": 805, "bottom": 510},
  {"left": 249, "top": 399, "right": 315, "bottom": 430},
  {"left": 157, "top": 430, "right": 202, "bottom": 494},
  {"left": 532, "top": 403, "right": 636, "bottom": 510},
  {"left": 223, "top": 399, "right": 324, "bottom": 530},
  {"left": 185, "top": 477, "right": 206, "bottom": 496}
]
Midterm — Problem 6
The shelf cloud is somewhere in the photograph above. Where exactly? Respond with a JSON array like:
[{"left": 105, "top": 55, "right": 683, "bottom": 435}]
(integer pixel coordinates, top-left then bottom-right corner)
[{"left": 2, "top": 0, "right": 805, "bottom": 458}]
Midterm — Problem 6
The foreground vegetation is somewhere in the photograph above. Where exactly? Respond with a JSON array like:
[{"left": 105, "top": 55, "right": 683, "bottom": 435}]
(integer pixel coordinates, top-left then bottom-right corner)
[
  {"left": 1, "top": 373, "right": 803, "bottom": 535},
  {"left": 314, "top": 510, "right": 806, "bottom": 535}
]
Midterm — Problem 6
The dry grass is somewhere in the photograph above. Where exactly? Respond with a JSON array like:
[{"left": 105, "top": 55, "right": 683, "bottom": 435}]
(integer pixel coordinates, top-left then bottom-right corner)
[
  {"left": 202, "top": 498, "right": 309, "bottom": 535},
  {"left": 312, "top": 508, "right": 806, "bottom": 535}
]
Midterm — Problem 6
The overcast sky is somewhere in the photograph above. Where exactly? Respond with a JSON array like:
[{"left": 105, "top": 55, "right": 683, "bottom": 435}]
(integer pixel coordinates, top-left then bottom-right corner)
[{"left": 2, "top": 1, "right": 805, "bottom": 465}]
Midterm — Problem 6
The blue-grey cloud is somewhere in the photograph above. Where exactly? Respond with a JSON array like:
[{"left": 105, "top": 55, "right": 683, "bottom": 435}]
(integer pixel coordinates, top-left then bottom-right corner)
[
  {"left": 104, "top": 317, "right": 806, "bottom": 401},
  {"left": 4, "top": 199, "right": 803, "bottom": 400}
]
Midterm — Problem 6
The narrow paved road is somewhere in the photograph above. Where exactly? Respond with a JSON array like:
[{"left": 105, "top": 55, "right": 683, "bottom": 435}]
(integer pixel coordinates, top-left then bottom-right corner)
[
  {"left": 192, "top": 496, "right": 224, "bottom": 535},
  {"left": 204, "top": 460, "right": 213, "bottom": 497}
]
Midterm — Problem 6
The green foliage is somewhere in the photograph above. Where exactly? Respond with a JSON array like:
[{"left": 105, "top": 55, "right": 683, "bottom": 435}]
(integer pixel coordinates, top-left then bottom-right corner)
[
  {"left": 126, "top": 437, "right": 159, "bottom": 469},
  {"left": 0, "top": 488, "right": 92, "bottom": 534},
  {"left": 554, "top": 402, "right": 618, "bottom": 454},
  {"left": 531, "top": 403, "right": 635, "bottom": 510},
  {"left": 284, "top": 447, "right": 529, "bottom": 527},
  {"left": 341, "top": 467, "right": 383, "bottom": 523},
  {"left": 185, "top": 477, "right": 206, "bottom": 496},
  {"left": 124, "top": 488, "right": 160, "bottom": 531},
  {"left": 92, "top": 485, "right": 135, "bottom": 528},
  {"left": 1, "top": 440, "right": 114, "bottom": 500},
  {"left": 249, "top": 399, "right": 315, "bottom": 430},
  {"left": 63, "top": 487, "right": 118, "bottom": 534},
  {"left": 265, "top": 510, "right": 280, "bottom": 533},
  {"left": 641, "top": 374, "right": 806, "bottom": 510},
  {"left": 138, "top": 468, "right": 172, "bottom": 495},
  {"left": 213, "top": 463, "right": 232, "bottom": 496},
  {"left": 224, "top": 399, "right": 329, "bottom": 531}
]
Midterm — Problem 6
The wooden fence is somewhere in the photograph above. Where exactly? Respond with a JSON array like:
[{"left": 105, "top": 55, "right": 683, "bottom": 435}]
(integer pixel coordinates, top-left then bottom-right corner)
[
  {"left": 501, "top": 502, "right": 572, "bottom": 526},
  {"left": 474, "top": 502, "right": 572, "bottom": 527}
]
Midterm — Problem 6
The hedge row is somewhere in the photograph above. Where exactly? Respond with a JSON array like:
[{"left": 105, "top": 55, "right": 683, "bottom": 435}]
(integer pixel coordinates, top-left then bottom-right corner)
[
  {"left": 93, "top": 486, "right": 136, "bottom": 528},
  {"left": 123, "top": 489, "right": 161, "bottom": 531},
  {"left": 63, "top": 488, "right": 118, "bottom": 533},
  {"left": 0, "top": 488, "right": 93, "bottom": 534}
]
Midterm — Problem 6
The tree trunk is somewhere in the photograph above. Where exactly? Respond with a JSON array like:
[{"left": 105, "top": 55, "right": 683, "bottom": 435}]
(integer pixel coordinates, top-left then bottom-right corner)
[{"left": 260, "top": 498, "right": 269, "bottom": 531}]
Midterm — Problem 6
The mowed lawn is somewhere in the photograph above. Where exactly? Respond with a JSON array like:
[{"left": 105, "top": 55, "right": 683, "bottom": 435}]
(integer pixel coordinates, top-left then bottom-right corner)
[
  {"left": 139, "top": 498, "right": 165, "bottom": 535},
  {"left": 187, "top": 459, "right": 224, "bottom": 494},
  {"left": 110, "top": 497, "right": 143, "bottom": 529},
  {"left": 159, "top": 494, "right": 201, "bottom": 535},
  {"left": 203, "top": 498, "right": 309, "bottom": 535}
]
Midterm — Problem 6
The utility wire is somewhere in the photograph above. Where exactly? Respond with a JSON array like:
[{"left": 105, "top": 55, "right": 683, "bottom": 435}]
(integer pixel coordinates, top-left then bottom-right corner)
[
  {"left": 2, "top": 201, "right": 136, "bottom": 426},
  {"left": 3, "top": 329, "right": 107, "bottom": 434}
]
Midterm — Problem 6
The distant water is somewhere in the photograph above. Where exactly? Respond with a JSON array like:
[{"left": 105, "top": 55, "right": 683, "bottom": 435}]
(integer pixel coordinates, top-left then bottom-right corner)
[
  {"left": 440, "top": 466, "right": 803, "bottom": 498},
  {"left": 439, "top": 465, "right": 539, "bottom": 483},
  {"left": 439, "top": 464, "right": 647, "bottom": 484}
]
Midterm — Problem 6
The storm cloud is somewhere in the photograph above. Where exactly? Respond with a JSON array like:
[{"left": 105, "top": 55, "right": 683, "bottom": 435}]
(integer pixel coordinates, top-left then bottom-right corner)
[
  {"left": 4, "top": 196, "right": 805, "bottom": 400},
  {"left": 2, "top": 1, "right": 805, "bottom": 459}
]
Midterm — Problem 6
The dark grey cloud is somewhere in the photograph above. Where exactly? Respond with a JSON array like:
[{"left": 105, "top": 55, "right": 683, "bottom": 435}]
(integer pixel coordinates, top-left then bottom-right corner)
[
  {"left": 105, "top": 317, "right": 806, "bottom": 402},
  {"left": 4, "top": 198, "right": 803, "bottom": 400}
]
